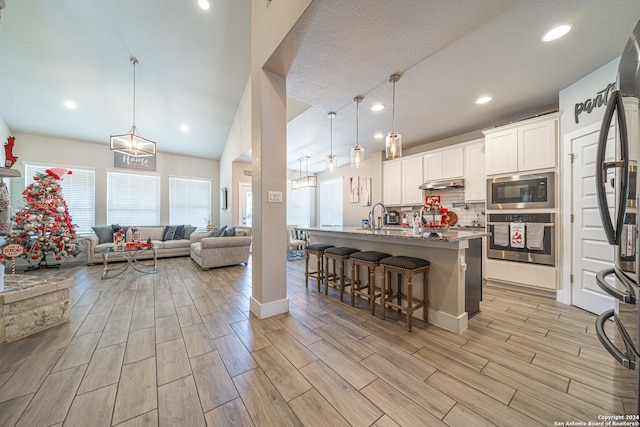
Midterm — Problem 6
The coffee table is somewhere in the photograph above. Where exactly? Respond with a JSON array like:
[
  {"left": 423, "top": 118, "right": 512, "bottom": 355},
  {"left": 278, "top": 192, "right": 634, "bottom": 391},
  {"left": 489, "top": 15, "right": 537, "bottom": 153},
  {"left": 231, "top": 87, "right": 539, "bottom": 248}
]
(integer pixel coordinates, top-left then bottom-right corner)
[{"left": 99, "top": 245, "right": 157, "bottom": 279}]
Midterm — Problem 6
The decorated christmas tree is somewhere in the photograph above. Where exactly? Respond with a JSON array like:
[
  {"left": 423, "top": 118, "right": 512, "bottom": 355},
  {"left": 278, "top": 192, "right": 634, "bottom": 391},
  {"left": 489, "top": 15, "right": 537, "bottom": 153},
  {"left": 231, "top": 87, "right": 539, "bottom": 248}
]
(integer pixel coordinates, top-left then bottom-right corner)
[{"left": 9, "top": 168, "right": 80, "bottom": 268}]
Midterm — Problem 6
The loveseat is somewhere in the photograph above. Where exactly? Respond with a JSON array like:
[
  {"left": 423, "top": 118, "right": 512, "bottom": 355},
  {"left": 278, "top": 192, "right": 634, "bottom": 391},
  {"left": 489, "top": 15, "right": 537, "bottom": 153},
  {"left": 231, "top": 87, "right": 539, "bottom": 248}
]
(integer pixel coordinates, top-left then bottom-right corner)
[
  {"left": 190, "top": 226, "right": 252, "bottom": 270},
  {"left": 82, "top": 224, "right": 196, "bottom": 265}
]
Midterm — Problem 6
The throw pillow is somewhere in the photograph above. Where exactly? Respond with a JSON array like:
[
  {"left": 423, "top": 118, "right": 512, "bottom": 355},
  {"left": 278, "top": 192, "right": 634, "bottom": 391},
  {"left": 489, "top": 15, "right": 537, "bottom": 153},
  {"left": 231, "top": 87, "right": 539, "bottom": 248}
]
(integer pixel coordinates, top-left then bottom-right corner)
[
  {"left": 182, "top": 225, "right": 197, "bottom": 239},
  {"left": 223, "top": 227, "right": 236, "bottom": 237},
  {"left": 163, "top": 226, "right": 178, "bottom": 241},
  {"left": 92, "top": 225, "right": 114, "bottom": 244},
  {"left": 208, "top": 226, "right": 227, "bottom": 237},
  {"left": 173, "top": 225, "right": 185, "bottom": 240}
]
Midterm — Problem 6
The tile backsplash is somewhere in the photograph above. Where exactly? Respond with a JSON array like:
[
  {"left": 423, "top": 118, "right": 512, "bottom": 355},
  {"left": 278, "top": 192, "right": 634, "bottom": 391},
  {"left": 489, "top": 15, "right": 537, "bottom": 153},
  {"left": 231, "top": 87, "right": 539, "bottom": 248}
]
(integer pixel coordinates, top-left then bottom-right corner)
[{"left": 396, "top": 189, "right": 485, "bottom": 227}]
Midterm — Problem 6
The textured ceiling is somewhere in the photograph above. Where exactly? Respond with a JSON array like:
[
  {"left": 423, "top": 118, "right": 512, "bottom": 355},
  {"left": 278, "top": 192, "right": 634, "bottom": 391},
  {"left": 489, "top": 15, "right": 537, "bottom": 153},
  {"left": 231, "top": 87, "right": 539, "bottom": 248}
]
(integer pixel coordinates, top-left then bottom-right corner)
[{"left": 0, "top": 1, "right": 639, "bottom": 174}]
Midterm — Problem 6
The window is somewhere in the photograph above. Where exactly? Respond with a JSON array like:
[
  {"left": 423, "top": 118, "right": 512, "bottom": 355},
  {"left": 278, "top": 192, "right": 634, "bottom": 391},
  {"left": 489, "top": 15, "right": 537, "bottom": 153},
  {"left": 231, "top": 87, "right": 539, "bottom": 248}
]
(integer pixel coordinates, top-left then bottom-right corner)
[
  {"left": 107, "top": 171, "right": 160, "bottom": 225},
  {"left": 24, "top": 163, "right": 95, "bottom": 235},
  {"left": 319, "top": 177, "right": 343, "bottom": 227},
  {"left": 169, "top": 177, "right": 211, "bottom": 226},
  {"left": 287, "top": 184, "right": 312, "bottom": 228}
]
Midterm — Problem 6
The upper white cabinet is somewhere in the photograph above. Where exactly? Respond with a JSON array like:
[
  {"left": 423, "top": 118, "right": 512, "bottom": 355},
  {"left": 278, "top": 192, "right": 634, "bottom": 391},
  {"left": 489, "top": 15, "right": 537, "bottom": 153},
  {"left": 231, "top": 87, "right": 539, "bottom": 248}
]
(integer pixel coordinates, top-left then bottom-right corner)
[
  {"left": 423, "top": 147, "right": 464, "bottom": 180},
  {"left": 464, "top": 140, "right": 485, "bottom": 202},
  {"left": 383, "top": 161, "right": 402, "bottom": 206},
  {"left": 383, "top": 155, "right": 425, "bottom": 206},
  {"left": 484, "top": 113, "right": 559, "bottom": 176},
  {"left": 401, "top": 156, "right": 423, "bottom": 205}
]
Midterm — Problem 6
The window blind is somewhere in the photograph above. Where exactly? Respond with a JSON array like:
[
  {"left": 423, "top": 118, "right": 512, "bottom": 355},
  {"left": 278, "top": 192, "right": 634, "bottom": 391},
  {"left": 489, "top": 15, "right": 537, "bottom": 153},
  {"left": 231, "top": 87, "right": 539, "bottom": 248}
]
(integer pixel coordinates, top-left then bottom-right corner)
[
  {"left": 287, "top": 184, "right": 312, "bottom": 228},
  {"left": 24, "top": 163, "right": 95, "bottom": 235},
  {"left": 107, "top": 171, "right": 160, "bottom": 225},
  {"left": 169, "top": 177, "right": 211, "bottom": 227},
  {"left": 319, "top": 177, "right": 343, "bottom": 227}
]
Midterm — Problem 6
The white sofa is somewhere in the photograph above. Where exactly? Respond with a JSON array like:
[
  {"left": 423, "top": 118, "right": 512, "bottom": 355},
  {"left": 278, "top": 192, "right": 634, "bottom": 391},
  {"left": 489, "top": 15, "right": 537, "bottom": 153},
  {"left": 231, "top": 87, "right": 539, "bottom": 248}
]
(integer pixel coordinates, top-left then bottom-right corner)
[
  {"left": 82, "top": 225, "right": 193, "bottom": 265},
  {"left": 190, "top": 227, "right": 251, "bottom": 270}
]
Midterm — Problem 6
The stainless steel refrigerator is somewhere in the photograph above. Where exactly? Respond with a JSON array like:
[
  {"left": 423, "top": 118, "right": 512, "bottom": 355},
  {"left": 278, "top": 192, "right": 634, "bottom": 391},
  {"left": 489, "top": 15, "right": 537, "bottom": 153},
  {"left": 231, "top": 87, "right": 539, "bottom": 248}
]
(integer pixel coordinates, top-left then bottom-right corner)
[{"left": 595, "top": 19, "right": 640, "bottom": 416}]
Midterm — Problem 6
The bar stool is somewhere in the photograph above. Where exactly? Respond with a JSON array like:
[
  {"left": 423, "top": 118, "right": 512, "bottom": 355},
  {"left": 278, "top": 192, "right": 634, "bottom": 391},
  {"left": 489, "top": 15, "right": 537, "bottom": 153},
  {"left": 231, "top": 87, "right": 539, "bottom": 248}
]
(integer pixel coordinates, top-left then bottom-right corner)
[
  {"left": 324, "top": 247, "right": 360, "bottom": 302},
  {"left": 349, "top": 251, "right": 391, "bottom": 315},
  {"left": 380, "top": 256, "right": 430, "bottom": 332},
  {"left": 305, "top": 244, "right": 334, "bottom": 292}
]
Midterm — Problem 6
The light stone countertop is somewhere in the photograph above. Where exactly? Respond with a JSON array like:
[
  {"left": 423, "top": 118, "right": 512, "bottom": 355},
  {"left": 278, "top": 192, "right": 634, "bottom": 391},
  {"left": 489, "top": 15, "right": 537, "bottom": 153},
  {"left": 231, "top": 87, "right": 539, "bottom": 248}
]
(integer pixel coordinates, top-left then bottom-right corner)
[{"left": 300, "top": 226, "right": 489, "bottom": 243}]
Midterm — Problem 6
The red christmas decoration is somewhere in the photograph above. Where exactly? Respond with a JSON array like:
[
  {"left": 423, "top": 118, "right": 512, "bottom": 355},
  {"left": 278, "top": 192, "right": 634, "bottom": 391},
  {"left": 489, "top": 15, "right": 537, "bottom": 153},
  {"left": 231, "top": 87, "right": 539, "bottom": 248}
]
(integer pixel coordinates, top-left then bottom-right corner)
[
  {"left": 4, "top": 136, "right": 18, "bottom": 168},
  {"left": 7, "top": 169, "right": 80, "bottom": 268}
]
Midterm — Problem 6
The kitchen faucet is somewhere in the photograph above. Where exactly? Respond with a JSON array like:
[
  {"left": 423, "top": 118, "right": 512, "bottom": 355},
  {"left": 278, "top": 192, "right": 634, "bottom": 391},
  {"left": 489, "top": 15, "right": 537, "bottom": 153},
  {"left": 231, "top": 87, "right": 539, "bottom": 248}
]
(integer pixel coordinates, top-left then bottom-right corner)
[{"left": 369, "top": 203, "right": 387, "bottom": 230}]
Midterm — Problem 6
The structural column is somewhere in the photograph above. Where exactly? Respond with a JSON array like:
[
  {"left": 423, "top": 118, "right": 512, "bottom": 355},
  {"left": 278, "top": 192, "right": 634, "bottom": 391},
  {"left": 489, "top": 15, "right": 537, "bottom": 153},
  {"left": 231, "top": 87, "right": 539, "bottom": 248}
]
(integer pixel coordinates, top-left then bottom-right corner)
[{"left": 250, "top": 68, "right": 288, "bottom": 318}]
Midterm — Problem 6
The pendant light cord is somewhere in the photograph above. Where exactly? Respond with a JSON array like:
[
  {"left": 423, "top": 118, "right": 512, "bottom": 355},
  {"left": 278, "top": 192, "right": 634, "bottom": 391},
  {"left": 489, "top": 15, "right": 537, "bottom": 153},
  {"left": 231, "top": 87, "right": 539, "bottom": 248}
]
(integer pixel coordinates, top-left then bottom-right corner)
[
  {"left": 330, "top": 115, "right": 333, "bottom": 155},
  {"left": 131, "top": 57, "right": 138, "bottom": 128},
  {"left": 356, "top": 100, "right": 359, "bottom": 148},
  {"left": 391, "top": 79, "right": 396, "bottom": 133}
]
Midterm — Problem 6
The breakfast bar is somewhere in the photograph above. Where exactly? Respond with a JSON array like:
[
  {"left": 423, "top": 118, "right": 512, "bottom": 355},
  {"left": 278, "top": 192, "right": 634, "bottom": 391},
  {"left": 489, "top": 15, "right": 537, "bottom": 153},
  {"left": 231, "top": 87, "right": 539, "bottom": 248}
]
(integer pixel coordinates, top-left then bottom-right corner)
[{"left": 301, "top": 226, "right": 488, "bottom": 333}]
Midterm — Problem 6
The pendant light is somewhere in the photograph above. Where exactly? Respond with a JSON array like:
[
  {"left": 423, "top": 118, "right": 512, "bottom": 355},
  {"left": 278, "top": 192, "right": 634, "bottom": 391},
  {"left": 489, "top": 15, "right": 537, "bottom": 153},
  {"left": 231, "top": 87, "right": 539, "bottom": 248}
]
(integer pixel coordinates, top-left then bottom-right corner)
[
  {"left": 386, "top": 73, "right": 402, "bottom": 159},
  {"left": 351, "top": 96, "right": 364, "bottom": 168},
  {"left": 110, "top": 57, "right": 157, "bottom": 157},
  {"left": 327, "top": 112, "right": 337, "bottom": 173},
  {"left": 291, "top": 156, "right": 317, "bottom": 190}
]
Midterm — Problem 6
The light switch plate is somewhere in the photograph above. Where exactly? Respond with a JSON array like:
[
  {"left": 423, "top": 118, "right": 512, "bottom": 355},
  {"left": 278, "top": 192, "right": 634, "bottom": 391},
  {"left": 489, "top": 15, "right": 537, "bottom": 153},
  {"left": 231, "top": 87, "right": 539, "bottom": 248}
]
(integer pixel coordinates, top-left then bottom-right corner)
[{"left": 268, "top": 191, "right": 283, "bottom": 203}]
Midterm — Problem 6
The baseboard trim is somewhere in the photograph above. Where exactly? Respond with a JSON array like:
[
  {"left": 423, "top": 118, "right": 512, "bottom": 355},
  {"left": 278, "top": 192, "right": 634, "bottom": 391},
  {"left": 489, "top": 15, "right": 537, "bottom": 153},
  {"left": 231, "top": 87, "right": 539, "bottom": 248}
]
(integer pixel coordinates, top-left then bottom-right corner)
[
  {"left": 485, "top": 280, "right": 556, "bottom": 299},
  {"left": 429, "top": 309, "right": 468, "bottom": 334},
  {"left": 250, "top": 296, "right": 289, "bottom": 319}
]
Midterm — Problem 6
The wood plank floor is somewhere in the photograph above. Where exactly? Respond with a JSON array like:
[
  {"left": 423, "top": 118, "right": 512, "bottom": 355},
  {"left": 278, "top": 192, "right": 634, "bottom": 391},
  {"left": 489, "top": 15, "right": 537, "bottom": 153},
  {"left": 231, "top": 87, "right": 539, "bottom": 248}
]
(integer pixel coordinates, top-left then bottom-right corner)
[{"left": 0, "top": 256, "right": 634, "bottom": 426}]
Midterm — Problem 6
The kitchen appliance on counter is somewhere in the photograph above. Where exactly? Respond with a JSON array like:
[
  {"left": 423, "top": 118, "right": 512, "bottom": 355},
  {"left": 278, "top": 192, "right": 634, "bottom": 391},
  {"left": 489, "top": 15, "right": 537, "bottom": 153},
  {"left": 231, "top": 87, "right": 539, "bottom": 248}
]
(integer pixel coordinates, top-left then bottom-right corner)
[
  {"left": 384, "top": 210, "right": 401, "bottom": 225},
  {"left": 593, "top": 19, "right": 639, "bottom": 416},
  {"left": 486, "top": 172, "right": 554, "bottom": 210}
]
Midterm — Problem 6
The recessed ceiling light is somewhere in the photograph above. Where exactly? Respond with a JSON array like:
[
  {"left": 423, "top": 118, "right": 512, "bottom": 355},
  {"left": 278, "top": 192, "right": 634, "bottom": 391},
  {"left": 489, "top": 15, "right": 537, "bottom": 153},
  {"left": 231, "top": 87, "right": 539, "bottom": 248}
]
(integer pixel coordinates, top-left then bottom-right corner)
[
  {"left": 64, "top": 100, "right": 77, "bottom": 109},
  {"left": 374, "top": 133, "right": 384, "bottom": 139},
  {"left": 542, "top": 24, "right": 572, "bottom": 42},
  {"left": 371, "top": 104, "right": 385, "bottom": 112},
  {"left": 198, "top": 0, "right": 210, "bottom": 10},
  {"left": 180, "top": 125, "right": 190, "bottom": 132},
  {"left": 475, "top": 96, "right": 492, "bottom": 105}
]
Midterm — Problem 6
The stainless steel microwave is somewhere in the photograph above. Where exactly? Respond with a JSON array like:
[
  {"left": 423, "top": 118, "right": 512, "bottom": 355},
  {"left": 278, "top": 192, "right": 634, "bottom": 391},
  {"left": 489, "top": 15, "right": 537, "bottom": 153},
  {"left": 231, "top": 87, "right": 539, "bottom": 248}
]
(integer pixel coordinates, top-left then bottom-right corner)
[{"left": 486, "top": 172, "right": 555, "bottom": 210}]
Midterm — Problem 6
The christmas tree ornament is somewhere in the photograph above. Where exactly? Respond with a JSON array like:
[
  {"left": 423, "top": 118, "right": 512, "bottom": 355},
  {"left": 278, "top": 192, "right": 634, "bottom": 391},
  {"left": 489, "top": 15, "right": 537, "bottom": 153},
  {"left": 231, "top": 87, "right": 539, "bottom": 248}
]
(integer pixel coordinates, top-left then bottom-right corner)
[{"left": 7, "top": 169, "right": 80, "bottom": 268}]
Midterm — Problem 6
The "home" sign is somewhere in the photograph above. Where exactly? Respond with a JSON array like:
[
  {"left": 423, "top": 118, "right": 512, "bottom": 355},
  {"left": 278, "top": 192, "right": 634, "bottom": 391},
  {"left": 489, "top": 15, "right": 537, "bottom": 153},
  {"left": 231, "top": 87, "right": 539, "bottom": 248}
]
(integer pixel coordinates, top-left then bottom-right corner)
[{"left": 114, "top": 153, "right": 156, "bottom": 171}]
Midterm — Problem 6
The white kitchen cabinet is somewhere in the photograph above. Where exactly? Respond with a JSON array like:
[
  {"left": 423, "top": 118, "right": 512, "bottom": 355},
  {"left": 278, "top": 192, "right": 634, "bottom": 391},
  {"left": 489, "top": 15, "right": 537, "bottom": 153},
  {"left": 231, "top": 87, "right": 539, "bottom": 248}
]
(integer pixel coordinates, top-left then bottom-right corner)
[
  {"left": 484, "top": 128, "right": 517, "bottom": 175},
  {"left": 517, "top": 119, "right": 557, "bottom": 172},
  {"left": 423, "top": 147, "right": 464, "bottom": 181},
  {"left": 443, "top": 146, "right": 464, "bottom": 178},
  {"left": 464, "top": 140, "right": 486, "bottom": 202},
  {"left": 423, "top": 152, "right": 443, "bottom": 181},
  {"left": 383, "top": 160, "right": 402, "bottom": 206},
  {"left": 401, "top": 156, "right": 423, "bottom": 205},
  {"left": 484, "top": 114, "right": 559, "bottom": 176}
]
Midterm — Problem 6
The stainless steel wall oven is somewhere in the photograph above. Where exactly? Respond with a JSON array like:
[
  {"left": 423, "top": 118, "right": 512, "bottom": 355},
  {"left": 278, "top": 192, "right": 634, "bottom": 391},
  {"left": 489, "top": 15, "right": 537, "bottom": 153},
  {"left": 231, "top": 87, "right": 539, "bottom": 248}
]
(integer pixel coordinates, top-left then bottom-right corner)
[{"left": 486, "top": 212, "right": 555, "bottom": 266}]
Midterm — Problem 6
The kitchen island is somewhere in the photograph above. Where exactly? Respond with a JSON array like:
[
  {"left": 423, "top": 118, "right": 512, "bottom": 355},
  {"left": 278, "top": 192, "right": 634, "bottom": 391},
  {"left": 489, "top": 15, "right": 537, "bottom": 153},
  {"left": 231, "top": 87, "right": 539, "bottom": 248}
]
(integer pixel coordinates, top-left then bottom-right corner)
[{"left": 301, "top": 226, "right": 488, "bottom": 333}]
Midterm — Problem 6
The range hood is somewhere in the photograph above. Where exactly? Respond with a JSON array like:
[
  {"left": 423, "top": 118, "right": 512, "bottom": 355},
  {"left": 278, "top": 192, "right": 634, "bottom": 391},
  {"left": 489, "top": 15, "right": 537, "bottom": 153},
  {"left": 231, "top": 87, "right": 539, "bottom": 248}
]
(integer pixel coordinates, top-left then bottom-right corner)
[{"left": 419, "top": 178, "right": 465, "bottom": 190}]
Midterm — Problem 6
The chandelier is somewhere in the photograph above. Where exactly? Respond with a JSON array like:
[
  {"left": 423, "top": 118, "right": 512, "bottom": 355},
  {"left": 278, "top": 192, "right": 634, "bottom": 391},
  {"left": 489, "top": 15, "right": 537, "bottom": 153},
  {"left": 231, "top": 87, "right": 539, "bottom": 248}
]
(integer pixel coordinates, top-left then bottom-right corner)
[
  {"left": 110, "top": 57, "right": 156, "bottom": 157},
  {"left": 292, "top": 156, "right": 317, "bottom": 190}
]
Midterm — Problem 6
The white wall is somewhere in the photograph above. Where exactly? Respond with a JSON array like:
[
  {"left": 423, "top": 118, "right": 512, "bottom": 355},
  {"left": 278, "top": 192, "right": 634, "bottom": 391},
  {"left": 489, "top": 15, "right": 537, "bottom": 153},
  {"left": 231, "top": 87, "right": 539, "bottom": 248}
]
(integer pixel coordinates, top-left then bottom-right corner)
[
  {"left": 316, "top": 151, "right": 383, "bottom": 227},
  {"left": 9, "top": 132, "right": 220, "bottom": 228},
  {"left": 219, "top": 78, "right": 252, "bottom": 228},
  {"left": 560, "top": 57, "right": 619, "bottom": 137}
]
